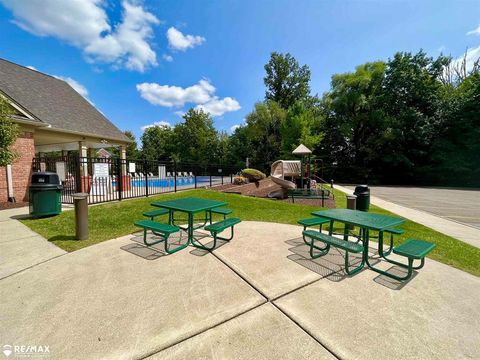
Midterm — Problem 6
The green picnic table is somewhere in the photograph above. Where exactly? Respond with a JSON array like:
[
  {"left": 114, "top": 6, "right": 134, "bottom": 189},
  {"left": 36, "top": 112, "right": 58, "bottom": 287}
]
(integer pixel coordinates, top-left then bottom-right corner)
[
  {"left": 311, "top": 208, "right": 407, "bottom": 276},
  {"left": 151, "top": 197, "right": 227, "bottom": 251}
]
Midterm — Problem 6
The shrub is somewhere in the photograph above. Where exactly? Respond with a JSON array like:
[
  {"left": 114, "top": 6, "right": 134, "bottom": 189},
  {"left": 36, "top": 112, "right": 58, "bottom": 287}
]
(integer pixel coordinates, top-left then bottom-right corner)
[
  {"left": 233, "top": 175, "right": 249, "bottom": 185},
  {"left": 0, "top": 98, "right": 19, "bottom": 167},
  {"left": 241, "top": 168, "right": 266, "bottom": 182}
]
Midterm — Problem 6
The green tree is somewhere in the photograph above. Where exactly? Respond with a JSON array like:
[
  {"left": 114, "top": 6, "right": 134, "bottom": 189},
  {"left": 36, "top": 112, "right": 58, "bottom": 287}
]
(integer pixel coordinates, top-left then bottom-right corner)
[
  {"left": 243, "top": 101, "right": 286, "bottom": 171},
  {"left": 173, "top": 108, "right": 219, "bottom": 165},
  {"left": 227, "top": 125, "right": 254, "bottom": 167},
  {"left": 379, "top": 51, "right": 448, "bottom": 183},
  {"left": 432, "top": 71, "right": 480, "bottom": 185},
  {"left": 123, "top": 130, "right": 138, "bottom": 158},
  {"left": 109, "top": 130, "right": 138, "bottom": 158},
  {"left": 216, "top": 131, "right": 230, "bottom": 164},
  {"left": 264, "top": 52, "right": 311, "bottom": 109},
  {"left": 0, "top": 97, "right": 19, "bottom": 167},
  {"left": 281, "top": 101, "right": 323, "bottom": 158},
  {"left": 140, "top": 124, "right": 175, "bottom": 161},
  {"left": 319, "top": 61, "right": 386, "bottom": 181}
]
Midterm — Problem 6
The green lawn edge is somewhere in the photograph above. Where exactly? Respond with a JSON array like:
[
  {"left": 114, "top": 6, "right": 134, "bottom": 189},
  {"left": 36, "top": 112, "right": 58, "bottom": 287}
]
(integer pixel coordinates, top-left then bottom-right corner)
[{"left": 20, "top": 188, "right": 480, "bottom": 277}]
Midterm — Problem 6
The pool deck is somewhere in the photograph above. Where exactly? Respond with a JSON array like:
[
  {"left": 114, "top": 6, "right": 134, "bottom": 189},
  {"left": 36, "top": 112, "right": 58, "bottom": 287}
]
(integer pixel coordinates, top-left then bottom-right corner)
[{"left": 1, "top": 211, "right": 479, "bottom": 359}]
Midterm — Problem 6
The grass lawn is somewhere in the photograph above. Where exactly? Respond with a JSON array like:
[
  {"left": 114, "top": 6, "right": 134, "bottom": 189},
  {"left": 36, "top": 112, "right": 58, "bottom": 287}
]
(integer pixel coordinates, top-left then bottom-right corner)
[{"left": 21, "top": 187, "right": 480, "bottom": 277}]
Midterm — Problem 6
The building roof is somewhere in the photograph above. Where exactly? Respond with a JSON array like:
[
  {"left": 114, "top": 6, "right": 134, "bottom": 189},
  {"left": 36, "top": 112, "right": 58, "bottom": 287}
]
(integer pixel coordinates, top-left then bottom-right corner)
[
  {"left": 292, "top": 144, "right": 312, "bottom": 155},
  {"left": 0, "top": 58, "right": 129, "bottom": 143}
]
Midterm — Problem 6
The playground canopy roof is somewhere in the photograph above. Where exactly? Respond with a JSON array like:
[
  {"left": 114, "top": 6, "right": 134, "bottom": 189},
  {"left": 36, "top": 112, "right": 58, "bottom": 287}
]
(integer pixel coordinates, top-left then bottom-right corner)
[{"left": 292, "top": 144, "right": 312, "bottom": 156}]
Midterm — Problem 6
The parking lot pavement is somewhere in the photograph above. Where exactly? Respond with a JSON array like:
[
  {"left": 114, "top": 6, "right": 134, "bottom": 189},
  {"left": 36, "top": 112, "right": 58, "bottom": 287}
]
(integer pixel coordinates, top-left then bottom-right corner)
[{"left": 347, "top": 186, "right": 480, "bottom": 229}]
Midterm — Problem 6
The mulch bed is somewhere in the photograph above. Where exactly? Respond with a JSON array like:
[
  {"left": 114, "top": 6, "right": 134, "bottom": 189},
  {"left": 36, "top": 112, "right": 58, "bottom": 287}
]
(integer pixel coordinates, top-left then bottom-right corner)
[{"left": 210, "top": 178, "right": 336, "bottom": 208}]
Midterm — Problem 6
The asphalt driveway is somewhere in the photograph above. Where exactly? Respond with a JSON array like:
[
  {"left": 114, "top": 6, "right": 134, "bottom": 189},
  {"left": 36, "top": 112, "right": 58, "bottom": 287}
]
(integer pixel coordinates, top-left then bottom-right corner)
[{"left": 347, "top": 186, "right": 480, "bottom": 229}]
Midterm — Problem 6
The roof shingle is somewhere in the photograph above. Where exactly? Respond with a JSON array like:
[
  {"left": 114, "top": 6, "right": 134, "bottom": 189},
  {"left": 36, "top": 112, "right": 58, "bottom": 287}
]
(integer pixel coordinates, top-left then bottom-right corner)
[{"left": 0, "top": 59, "right": 129, "bottom": 143}]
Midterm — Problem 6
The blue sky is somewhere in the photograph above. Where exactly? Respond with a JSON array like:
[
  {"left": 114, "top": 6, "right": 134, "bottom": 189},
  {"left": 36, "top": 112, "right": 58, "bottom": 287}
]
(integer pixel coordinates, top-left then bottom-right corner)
[{"left": 1, "top": 0, "right": 479, "bottom": 142}]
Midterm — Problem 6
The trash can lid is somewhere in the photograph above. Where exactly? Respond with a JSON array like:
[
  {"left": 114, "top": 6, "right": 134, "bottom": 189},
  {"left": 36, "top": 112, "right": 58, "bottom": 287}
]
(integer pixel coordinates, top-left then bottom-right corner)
[
  {"left": 72, "top": 193, "right": 89, "bottom": 199},
  {"left": 354, "top": 184, "right": 369, "bottom": 193}
]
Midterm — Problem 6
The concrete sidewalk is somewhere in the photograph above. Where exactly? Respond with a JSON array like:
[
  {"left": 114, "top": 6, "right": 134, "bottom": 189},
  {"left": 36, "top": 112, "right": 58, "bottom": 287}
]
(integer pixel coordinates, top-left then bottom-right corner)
[
  {"left": 1, "top": 221, "right": 478, "bottom": 359},
  {"left": 335, "top": 184, "right": 480, "bottom": 248},
  {"left": 0, "top": 207, "right": 66, "bottom": 279}
]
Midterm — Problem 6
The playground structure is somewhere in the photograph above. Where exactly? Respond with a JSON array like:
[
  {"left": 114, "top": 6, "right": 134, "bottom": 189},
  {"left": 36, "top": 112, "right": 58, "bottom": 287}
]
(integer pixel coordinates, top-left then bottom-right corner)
[{"left": 269, "top": 144, "right": 333, "bottom": 205}]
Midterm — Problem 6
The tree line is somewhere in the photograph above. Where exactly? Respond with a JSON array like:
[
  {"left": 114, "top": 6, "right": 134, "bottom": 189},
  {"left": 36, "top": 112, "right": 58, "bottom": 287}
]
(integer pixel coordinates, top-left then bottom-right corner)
[{"left": 126, "top": 50, "right": 480, "bottom": 186}]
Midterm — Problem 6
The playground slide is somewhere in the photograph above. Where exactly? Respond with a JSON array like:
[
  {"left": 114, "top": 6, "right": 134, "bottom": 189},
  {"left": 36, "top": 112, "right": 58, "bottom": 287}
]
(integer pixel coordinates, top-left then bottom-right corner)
[{"left": 270, "top": 174, "right": 296, "bottom": 189}]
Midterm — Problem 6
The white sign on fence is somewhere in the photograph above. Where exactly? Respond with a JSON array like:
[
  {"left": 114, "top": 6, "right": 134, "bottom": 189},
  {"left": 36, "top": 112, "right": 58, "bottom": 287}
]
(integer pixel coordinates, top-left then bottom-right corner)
[
  {"left": 55, "top": 162, "right": 66, "bottom": 181},
  {"left": 93, "top": 163, "right": 109, "bottom": 177},
  {"left": 128, "top": 162, "right": 136, "bottom": 174},
  {"left": 91, "top": 163, "right": 110, "bottom": 196},
  {"left": 158, "top": 165, "right": 166, "bottom": 179}
]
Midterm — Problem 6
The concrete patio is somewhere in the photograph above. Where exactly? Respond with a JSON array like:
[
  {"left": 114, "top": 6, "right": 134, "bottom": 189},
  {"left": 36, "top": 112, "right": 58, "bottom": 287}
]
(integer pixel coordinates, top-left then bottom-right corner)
[{"left": 1, "top": 216, "right": 479, "bottom": 359}]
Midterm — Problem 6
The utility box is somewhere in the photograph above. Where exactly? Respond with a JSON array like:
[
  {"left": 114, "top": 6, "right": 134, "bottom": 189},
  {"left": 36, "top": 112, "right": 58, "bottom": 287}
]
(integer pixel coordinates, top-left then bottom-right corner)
[
  {"left": 346, "top": 194, "right": 357, "bottom": 231},
  {"left": 29, "top": 172, "right": 63, "bottom": 217}
]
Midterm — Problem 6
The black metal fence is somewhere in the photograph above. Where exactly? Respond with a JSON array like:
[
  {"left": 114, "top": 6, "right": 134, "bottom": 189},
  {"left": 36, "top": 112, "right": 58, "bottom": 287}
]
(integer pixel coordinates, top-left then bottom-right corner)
[{"left": 32, "top": 156, "right": 241, "bottom": 205}]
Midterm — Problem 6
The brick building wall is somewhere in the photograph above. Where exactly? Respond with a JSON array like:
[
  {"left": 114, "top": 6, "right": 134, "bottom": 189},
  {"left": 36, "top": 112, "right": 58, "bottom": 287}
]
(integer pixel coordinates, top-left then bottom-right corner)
[{"left": 0, "top": 131, "right": 35, "bottom": 203}]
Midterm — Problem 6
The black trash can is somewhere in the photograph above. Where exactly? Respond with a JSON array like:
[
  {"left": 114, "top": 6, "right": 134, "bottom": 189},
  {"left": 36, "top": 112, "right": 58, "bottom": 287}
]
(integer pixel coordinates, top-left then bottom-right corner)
[
  {"left": 353, "top": 185, "right": 370, "bottom": 212},
  {"left": 29, "top": 172, "right": 63, "bottom": 217}
]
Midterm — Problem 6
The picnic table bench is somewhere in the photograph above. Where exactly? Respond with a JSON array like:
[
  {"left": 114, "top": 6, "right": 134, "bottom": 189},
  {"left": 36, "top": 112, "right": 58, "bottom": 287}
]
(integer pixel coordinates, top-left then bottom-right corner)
[
  {"left": 303, "top": 230, "right": 365, "bottom": 275},
  {"left": 134, "top": 220, "right": 180, "bottom": 254},
  {"left": 143, "top": 208, "right": 170, "bottom": 220},
  {"left": 135, "top": 197, "right": 241, "bottom": 254},
  {"left": 193, "top": 217, "right": 242, "bottom": 250},
  {"left": 308, "top": 209, "right": 436, "bottom": 281}
]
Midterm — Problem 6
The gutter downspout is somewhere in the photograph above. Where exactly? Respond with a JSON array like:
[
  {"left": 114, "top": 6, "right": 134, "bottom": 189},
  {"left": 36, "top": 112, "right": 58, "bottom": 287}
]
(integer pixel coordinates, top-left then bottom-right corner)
[{"left": 6, "top": 164, "right": 15, "bottom": 202}]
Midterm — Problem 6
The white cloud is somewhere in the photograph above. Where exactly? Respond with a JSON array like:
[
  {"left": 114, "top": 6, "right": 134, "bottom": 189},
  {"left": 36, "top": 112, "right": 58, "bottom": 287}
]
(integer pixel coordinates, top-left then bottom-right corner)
[
  {"left": 452, "top": 46, "right": 480, "bottom": 73},
  {"left": 174, "top": 110, "right": 185, "bottom": 117},
  {"left": 137, "top": 79, "right": 215, "bottom": 107},
  {"left": 26, "top": 65, "right": 37, "bottom": 70},
  {"left": 162, "top": 54, "right": 173, "bottom": 62},
  {"left": 141, "top": 121, "right": 172, "bottom": 131},
  {"left": 195, "top": 97, "right": 241, "bottom": 117},
  {"left": 467, "top": 25, "right": 480, "bottom": 36},
  {"left": 230, "top": 124, "right": 241, "bottom": 132},
  {"left": 137, "top": 79, "right": 241, "bottom": 117},
  {"left": 1, "top": 0, "right": 160, "bottom": 72},
  {"left": 166, "top": 27, "right": 205, "bottom": 51},
  {"left": 54, "top": 75, "right": 89, "bottom": 98}
]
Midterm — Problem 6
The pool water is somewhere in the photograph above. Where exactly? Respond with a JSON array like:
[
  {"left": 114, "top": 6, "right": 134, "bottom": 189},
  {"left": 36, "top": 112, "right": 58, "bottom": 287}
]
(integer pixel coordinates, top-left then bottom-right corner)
[{"left": 111, "top": 176, "right": 213, "bottom": 188}]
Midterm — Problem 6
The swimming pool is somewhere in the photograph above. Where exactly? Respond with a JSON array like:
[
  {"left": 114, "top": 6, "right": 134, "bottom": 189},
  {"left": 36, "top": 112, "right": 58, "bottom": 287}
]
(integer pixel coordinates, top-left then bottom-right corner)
[{"left": 111, "top": 176, "right": 214, "bottom": 188}]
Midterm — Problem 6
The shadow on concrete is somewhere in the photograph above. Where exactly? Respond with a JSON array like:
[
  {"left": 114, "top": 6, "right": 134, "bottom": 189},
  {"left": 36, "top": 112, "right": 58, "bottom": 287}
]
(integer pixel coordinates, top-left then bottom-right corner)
[
  {"left": 373, "top": 266, "right": 417, "bottom": 290},
  {"left": 123, "top": 230, "right": 227, "bottom": 259},
  {"left": 10, "top": 214, "right": 33, "bottom": 220},
  {"left": 285, "top": 237, "right": 382, "bottom": 282},
  {"left": 122, "top": 231, "right": 190, "bottom": 259},
  {"left": 120, "top": 243, "right": 166, "bottom": 260},
  {"left": 286, "top": 236, "right": 418, "bottom": 289},
  {"left": 189, "top": 237, "right": 229, "bottom": 256}
]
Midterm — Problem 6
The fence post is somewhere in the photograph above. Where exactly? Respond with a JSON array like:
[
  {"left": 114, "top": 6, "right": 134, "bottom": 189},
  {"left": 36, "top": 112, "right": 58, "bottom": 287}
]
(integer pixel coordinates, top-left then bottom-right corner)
[
  {"left": 174, "top": 161, "right": 177, "bottom": 192},
  {"left": 144, "top": 160, "right": 149, "bottom": 197},
  {"left": 195, "top": 174, "right": 197, "bottom": 189},
  {"left": 209, "top": 174, "right": 212, "bottom": 187},
  {"left": 117, "top": 157, "right": 123, "bottom": 201},
  {"left": 230, "top": 173, "right": 233, "bottom": 184},
  {"left": 75, "top": 155, "right": 82, "bottom": 194}
]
